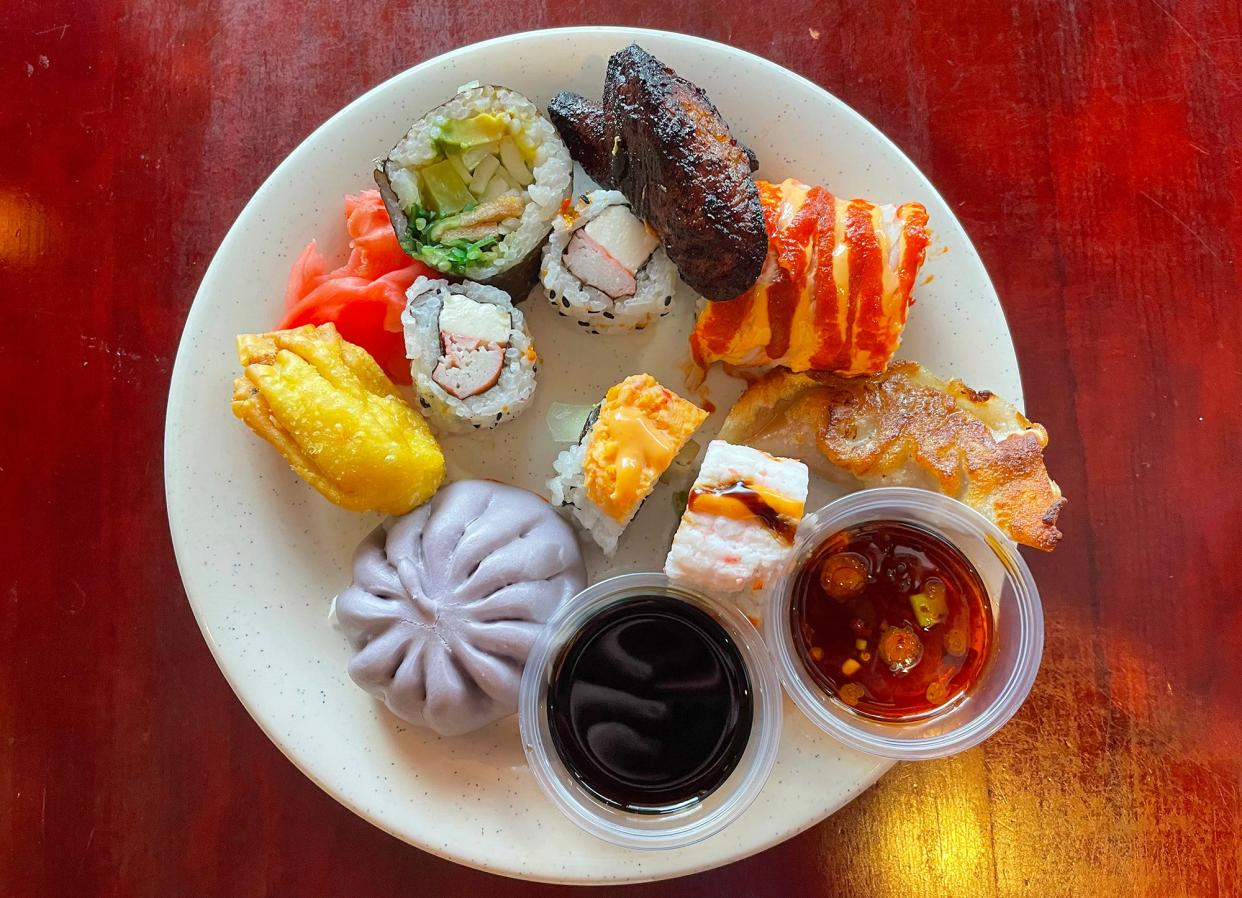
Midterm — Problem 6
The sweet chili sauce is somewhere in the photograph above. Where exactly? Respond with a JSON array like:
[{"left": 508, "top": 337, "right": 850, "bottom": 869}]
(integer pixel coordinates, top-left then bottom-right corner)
[{"left": 790, "top": 521, "right": 993, "bottom": 720}]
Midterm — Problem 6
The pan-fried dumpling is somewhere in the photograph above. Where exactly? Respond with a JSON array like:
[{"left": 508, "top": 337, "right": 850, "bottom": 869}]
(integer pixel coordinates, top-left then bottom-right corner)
[
  {"left": 334, "top": 480, "right": 586, "bottom": 736},
  {"left": 718, "top": 363, "right": 1066, "bottom": 551}
]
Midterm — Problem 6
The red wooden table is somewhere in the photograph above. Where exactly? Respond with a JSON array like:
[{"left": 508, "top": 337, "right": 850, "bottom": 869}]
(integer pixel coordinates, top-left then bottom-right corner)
[{"left": 3, "top": 2, "right": 1240, "bottom": 895}]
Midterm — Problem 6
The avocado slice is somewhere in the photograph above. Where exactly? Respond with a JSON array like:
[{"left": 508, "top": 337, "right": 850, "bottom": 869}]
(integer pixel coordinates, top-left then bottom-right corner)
[
  {"left": 438, "top": 113, "right": 509, "bottom": 150},
  {"left": 419, "top": 158, "right": 475, "bottom": 214}
]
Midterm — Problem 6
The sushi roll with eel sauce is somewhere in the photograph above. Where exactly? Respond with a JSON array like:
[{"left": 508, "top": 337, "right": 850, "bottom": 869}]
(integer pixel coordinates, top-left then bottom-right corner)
[
  {"left": 402, "top": 277, "right": 537, "bottom": 433},
  {"left": 664, "top": 440, "right": 809, "bottom": 621}
]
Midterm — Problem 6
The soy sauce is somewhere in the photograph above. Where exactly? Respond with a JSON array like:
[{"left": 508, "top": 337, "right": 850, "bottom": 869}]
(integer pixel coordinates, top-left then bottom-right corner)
[
  {"left": 791, "top": 521, "right": 993, "bottom": 720},
  {"left": 547, "top": 596, "right": 753, "bottom": 813}
]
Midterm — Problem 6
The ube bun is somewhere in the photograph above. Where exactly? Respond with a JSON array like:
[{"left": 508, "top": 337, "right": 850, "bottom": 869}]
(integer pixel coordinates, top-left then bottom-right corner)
[{"left": 334, "top": 480, "right": 586, "bottom": 736}]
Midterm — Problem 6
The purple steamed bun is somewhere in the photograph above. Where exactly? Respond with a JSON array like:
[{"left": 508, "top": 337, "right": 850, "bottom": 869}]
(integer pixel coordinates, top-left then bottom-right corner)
[{"left": 334, "top": 480, "right": 586, "bottom": 736}]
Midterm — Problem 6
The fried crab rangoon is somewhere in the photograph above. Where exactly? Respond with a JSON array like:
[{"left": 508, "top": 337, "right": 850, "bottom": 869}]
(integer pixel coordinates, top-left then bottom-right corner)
[{"left": 231, "top": 323, "right": 444, "bottom": 515}]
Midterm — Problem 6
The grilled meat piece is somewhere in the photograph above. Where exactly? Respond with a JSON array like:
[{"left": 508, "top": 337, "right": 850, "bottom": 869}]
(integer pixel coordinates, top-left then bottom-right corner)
[
  {"left": 548, "top": 89, "right": 761, "bottom": 188},
  {"left": 547, "top": 44, "right": 767, "bottom": 299},
  {"left": 547, "top": 91, "right": 613, "bottom": 186}
]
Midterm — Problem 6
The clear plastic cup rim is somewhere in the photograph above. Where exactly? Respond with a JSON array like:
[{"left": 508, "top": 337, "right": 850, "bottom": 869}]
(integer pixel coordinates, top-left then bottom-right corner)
[
  {"left": 766, "top": 488, "right": 1044, "bottom": 761},
  {"left": 518, "top": 572, "right": 784, "bottom": 850}
]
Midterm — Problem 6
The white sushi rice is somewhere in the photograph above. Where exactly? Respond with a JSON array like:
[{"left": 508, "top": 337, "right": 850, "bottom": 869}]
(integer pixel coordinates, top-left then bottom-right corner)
[
  {"left": 540, "top": 190, "right": 678, "bottom": 334},
  {"left": 402, "top": 276, "right": 537, "bottom": 433},
  {"left": 547, "top": 437, "right": 629, "bottom": 557},
  {"left": 385, "top": 84, "right": 572, "bottom": 281},
  {"left": 664, "top": 441, "right": 810, "bottom": 620}
]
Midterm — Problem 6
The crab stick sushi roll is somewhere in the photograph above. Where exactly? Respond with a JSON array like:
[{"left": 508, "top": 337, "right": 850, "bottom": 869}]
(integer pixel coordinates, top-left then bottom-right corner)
[
  {"left": 375, "top": 83, "right": 573, "bottom": 297},
  {"left": 664, "top": 441, "right": 809, "bottom": 620},
  {"left": 549, "top": 374, "right": 707, "bottom": 555},
  {"left": 402, "top": 277, "right": 537, "bottom": 433},
  {"left": 540, "top": 191, "right": 678, "bottom": 334}
]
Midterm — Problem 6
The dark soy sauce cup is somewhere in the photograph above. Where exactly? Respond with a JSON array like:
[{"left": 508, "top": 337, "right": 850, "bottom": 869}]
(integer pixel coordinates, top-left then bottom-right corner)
[{"left": 519, "top": 573, "right": 783, "bottom": 849}]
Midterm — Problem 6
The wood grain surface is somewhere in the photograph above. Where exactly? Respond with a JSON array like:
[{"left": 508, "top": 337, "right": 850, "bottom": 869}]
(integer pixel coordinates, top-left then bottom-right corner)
[{"left": 2, "top": 1, "right": 1240, "bottom": 895}]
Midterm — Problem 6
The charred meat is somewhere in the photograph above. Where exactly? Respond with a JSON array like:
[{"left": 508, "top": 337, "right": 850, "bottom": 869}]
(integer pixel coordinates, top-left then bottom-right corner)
[
  {"left": 547, "top": 44, "right": 767, "bottom": 300},
  {"left": 546, "top": 91, "right": 613, "bottom": 187}
]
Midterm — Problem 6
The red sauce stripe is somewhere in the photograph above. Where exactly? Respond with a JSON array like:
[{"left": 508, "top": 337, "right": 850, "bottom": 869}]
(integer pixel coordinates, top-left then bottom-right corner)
[
  {"left": 804, "top": 187, "right": 843, "bottom": 370},
  {"left": 765, "top": 188, "right": 819, "bottom": 361},
  {"left": 895, "top": 202, "right": 931, "bottom": 302},
  {"left": 757, "top": 180, "right": 786, "bottom": 230},
  {"left": 691, "top": 274, "right": 762, "bottom": 364},
  {"left": 844, "top": 200, "right": 889, "bottom": 363},
  {"left": 827, "top": 200, "right": 869, "bottom": 369}
]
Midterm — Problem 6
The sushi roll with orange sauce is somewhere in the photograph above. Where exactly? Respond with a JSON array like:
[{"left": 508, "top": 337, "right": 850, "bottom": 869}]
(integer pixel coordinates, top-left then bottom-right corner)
[
  {"left": 690, "top": 178, "right": 930, "bottom": 378},
  {"left": 548, "top": 374, "right": 708, "bottom": 555}
]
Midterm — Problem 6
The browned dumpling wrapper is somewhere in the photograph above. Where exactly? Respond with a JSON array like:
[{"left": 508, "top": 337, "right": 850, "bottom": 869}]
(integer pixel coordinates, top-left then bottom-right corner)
[{"left": 718, "top": 362, "right": 1066, "bottom": 551}]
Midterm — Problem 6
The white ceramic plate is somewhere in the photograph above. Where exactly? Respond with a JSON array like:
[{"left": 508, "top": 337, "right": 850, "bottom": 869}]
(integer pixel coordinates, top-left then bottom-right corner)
[{"left": 165, "top": 27, "right": 1021, "bottom": 884}]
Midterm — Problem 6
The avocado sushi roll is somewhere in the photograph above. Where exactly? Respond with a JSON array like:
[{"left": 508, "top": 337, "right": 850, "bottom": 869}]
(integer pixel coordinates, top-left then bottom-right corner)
[{"left": 375, "top": 83, "right": 573, "bottom": 297}]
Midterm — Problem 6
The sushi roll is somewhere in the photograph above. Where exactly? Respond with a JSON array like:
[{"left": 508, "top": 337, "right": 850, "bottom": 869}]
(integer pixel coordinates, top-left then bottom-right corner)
[
  {"left": 549, "top": 374, "right": 707, "bottom": 555},
  {"left": 539, "top": 190, "right": 678, "bottom": 333},
  {"left": 375, "top": 83, "right": 573, "bottom": 297},
  {"left": 664, "top": 441, "right": 809, "bottom": 620},
  {"left": 402, "top": 277, "right": 537, "bottom": 433}
]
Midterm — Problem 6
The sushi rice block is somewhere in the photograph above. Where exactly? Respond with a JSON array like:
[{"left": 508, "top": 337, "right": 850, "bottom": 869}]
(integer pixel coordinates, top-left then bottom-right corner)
[
  {"left": 549, "top": 374, "right": 708, "bottom": 555},
  {"left": 664, "top": 440, "right": 809, "bottom": 620}
]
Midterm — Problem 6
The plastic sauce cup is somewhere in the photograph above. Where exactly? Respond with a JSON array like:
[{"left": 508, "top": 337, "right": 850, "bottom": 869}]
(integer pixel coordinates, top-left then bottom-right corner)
[
  {"left": 767, "top": 488, "right": 1044, "bottom": 761},
  {"left": 519, "top": 573, "right": 783, "bottom": 849}
]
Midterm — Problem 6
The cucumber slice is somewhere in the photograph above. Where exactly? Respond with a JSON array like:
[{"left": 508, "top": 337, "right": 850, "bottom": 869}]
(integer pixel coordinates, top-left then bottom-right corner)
[
  {"left": 498, "top": 138, "right": 533, "bottom": 187},
  {"left": 468, "top": 155, "right": 501, "bottom": 196},
  {"left": 461, "top": 141, "right": 500, "bottom": 171},
  {"left": 480, "top": 167, "right": 516, "bottom": 202}
]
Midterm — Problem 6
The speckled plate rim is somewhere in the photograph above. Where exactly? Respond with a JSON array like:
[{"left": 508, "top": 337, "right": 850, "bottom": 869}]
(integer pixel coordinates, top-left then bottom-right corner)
[{"left": 165, "top": 26, "right": 1022, "bottom": 884}]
